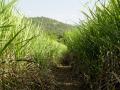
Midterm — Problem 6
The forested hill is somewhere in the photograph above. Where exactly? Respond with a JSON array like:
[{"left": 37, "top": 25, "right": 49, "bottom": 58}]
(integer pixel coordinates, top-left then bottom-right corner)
[{"left": 26, "top": 17, "right": 74, "bottom": 38}]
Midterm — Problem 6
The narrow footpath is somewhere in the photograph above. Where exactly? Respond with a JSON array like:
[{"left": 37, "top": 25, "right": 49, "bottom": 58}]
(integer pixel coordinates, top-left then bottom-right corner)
[{"left": 52, "top": 65, "right": 81, "bottom": 90}]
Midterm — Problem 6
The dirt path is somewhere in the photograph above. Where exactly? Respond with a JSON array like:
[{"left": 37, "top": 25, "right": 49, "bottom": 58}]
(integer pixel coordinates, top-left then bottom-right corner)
[{"left": 52, "top": 65, "right": 81, "bottom": 90}]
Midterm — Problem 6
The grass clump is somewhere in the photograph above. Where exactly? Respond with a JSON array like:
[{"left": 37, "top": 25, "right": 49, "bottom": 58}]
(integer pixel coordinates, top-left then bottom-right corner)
[
  {"left": 0, "top": 0, "right": 68, "bottom": 89},
  {"left": 64, "top": 0, "right": 120, "bottom": 89}
]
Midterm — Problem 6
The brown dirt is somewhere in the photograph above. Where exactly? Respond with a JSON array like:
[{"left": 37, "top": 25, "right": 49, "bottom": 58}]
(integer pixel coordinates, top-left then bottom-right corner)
[{"left": 52, "top": 65, "right": 82, "bottom": 90}]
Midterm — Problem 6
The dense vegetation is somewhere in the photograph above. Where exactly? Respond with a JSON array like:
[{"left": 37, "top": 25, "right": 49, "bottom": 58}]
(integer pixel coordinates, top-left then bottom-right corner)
[
  {"left": 0, "top": 0, "right": 67, "bottom": 89},
  {"left": 64, "top": 0, "right": 120, "bottom": 89},
  {"left": 0, "top": 0, "right": 120, "bottom": 90}
]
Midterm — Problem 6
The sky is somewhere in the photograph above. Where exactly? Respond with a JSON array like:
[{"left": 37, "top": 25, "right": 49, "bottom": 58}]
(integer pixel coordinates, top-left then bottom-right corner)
[{"left": 16, "top": 0, "right": 98, "bottom": 25}]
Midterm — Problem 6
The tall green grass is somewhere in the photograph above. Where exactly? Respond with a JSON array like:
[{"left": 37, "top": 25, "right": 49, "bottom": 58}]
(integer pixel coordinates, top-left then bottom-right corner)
[
  {"left": 0, "top": 0, "right": 68, "bottom": 89},
  {"left": 64, "top": 0, "right": 120, "bottom": 89}
]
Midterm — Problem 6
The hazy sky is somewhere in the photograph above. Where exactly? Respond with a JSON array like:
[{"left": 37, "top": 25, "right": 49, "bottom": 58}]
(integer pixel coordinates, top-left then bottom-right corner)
[{"left": 16, "top": 0, "right": 98, "bottom": 24}]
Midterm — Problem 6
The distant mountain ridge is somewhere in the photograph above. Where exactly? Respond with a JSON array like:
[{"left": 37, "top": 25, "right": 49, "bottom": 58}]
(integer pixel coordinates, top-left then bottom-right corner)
[{"left": 26, "top": 17, "right": 74, "bottom": 38}]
